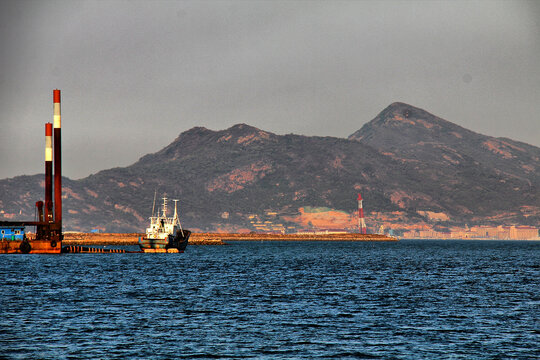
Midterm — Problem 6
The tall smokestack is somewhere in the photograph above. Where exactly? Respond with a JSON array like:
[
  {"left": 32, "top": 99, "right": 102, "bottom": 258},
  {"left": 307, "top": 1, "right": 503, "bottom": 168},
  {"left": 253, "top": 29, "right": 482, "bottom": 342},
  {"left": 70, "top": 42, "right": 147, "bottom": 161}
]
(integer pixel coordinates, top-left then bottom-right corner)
[
  {"left": 358, "top": 193, "right": 367, "bottom": 234},
  {"left": 45, "top": 122, "right": 53, "bottom": 223},
  {"left": 53, "top": 89, "right": 62, "bottom": 228}
]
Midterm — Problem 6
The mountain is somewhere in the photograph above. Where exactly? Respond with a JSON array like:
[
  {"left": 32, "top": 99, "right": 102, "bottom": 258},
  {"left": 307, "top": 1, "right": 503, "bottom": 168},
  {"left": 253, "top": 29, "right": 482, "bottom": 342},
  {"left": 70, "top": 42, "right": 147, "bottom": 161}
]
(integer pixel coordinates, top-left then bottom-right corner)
[
  {"left": 1, "top": 103, "right": 539, "bottom": 233},
  {"left": 349, "top": 103, "right": 539, "bottom": 221}
]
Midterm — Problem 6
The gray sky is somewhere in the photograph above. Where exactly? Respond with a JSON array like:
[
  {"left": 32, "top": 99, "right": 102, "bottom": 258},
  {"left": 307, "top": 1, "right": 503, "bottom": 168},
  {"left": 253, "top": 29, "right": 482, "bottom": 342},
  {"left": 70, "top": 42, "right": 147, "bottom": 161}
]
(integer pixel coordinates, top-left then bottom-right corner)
[{"left": 1, "top": 0, "right": 539, "bottom": 179}]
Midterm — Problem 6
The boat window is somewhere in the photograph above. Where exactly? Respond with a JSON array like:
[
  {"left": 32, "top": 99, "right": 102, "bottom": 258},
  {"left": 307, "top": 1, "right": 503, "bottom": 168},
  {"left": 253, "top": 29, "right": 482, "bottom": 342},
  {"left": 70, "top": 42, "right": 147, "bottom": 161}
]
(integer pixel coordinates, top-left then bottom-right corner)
[{"left": 15, "top": 230, "right": 20, "bottom": 235}]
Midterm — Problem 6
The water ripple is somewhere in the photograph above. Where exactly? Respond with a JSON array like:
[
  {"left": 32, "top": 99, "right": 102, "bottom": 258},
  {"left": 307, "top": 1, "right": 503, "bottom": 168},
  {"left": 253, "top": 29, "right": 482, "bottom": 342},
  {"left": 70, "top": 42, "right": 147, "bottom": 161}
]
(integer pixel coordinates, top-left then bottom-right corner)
[{"left": 0, "top": 240, "right": 538, "bottom": 359}]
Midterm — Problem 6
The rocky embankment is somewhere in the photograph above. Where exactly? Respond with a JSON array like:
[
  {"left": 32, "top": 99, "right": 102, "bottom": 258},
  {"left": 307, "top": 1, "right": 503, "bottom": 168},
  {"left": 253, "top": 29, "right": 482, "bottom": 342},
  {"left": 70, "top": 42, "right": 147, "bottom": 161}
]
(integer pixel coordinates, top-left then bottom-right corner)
[
  {"left": 62, "top": 232, "right": 397, "bottom": 246},
  {"left": 197, "top": 233, "right": 397, "bottom": 241},
  {"left": 62, "top": 233, "right": 225, "bottom": 246}
]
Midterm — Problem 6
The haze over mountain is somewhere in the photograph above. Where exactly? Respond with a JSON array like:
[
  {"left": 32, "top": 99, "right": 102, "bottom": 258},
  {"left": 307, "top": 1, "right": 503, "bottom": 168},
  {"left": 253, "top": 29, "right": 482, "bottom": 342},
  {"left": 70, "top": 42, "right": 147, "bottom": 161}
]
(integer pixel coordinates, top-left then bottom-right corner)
[{"left": 1, "top": 103, "right": 538, "bottom": 233}]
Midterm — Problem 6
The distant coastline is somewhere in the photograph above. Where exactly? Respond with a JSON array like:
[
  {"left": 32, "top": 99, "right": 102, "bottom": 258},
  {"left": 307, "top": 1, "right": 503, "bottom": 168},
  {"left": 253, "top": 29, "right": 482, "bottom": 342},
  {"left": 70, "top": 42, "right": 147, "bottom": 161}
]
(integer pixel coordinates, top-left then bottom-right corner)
[{"left": 401, "top": 225, "right": 539, "bottom": 241}]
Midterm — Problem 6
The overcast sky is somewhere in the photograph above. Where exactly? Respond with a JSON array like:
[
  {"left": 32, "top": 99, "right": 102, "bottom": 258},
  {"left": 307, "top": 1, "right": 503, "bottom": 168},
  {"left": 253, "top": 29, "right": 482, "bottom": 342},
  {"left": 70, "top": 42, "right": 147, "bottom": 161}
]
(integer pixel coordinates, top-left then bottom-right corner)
[{"left": 1, "top": 0, "right": 539, "bottom": 179}]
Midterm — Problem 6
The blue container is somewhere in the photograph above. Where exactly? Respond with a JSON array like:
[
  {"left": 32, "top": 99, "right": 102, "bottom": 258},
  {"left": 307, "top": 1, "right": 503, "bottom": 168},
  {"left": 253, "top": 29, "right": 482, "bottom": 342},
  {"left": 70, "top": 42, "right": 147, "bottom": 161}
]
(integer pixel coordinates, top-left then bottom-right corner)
[{"left": 0, "top": 226, "right": 25, "bottom": 241}]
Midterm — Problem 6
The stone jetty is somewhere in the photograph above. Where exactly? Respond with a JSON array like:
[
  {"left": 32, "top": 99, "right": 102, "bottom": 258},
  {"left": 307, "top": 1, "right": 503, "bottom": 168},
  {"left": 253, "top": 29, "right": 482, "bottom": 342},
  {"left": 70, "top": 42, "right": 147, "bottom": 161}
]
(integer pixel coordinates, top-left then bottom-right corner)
[{"left": 62, "top": 232, "right": 397, "bottom": 246}]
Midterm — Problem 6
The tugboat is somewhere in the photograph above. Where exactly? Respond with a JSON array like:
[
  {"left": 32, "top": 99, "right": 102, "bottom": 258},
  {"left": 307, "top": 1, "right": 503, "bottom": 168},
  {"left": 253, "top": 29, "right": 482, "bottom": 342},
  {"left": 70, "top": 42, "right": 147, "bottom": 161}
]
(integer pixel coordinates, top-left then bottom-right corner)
[{"left": 138, "top": 197, "right": 191, "bottom": 252}]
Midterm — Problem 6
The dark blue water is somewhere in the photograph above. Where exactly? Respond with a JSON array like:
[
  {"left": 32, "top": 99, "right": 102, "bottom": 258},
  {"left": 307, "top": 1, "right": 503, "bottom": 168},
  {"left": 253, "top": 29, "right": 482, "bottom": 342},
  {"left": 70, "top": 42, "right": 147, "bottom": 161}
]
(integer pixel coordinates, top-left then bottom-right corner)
[{"left": 1, "top": 240, "right": 538, "bottom": 359}]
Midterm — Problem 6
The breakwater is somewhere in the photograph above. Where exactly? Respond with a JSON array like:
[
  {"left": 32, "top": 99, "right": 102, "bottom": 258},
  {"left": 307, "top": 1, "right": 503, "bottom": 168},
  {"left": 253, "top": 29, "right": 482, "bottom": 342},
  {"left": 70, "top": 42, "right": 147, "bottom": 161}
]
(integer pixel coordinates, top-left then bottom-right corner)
[
  {"left": 62, "top": 232, "right": 397, "bottom": 246},
  {"left": 62, "top": 233, "right": 225, "bottom": 246},
  {"left": 196, "top": 232, "right": 397, "bottom": 242}
]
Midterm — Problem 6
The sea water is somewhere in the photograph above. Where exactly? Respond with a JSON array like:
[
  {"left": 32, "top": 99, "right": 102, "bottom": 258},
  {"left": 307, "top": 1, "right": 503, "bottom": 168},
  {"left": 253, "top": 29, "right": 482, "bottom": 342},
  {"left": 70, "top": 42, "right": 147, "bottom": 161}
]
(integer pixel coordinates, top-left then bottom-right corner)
[{"left": 0, "top": 240, "right": 538, "bottom": 359}]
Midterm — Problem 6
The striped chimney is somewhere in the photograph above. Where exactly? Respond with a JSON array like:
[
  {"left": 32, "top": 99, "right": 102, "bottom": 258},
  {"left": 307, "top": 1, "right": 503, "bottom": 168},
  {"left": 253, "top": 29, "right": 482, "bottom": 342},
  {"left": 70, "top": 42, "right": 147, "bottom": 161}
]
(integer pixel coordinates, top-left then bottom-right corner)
[
  {"left": 45, "top": 123, "right": 53, "bottom": 222},
  {"left": 358, "top": 193, "right": 367, "bottom": 234},
  {"left": 53, "top": 89, "right": 62, "bottom": 227}
]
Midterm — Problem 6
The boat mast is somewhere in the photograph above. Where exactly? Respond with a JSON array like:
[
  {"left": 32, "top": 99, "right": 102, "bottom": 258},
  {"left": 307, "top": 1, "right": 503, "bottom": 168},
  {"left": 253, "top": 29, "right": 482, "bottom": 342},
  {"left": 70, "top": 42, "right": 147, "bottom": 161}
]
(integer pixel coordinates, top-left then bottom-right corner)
[
  {"left": 162, "top": 197, "right": 168, "bottom": 218},
  {"left": 173, "top": 199, "right": 178, "bottom": 222},
  {"left": 151, "top": 189, "right": 157, "bottom": 218},
  {"left": 173, "top": 199, "right": 184, "bottom": 236}
]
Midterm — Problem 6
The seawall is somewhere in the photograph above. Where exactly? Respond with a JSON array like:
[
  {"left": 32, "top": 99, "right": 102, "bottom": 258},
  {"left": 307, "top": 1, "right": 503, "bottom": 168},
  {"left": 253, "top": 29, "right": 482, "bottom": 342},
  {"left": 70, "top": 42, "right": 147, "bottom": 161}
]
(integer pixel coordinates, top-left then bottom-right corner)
[
  {"left": 62, "top": 233, "right": 224, "bottom": 246},
  {"left": 195, "top": 233, "right": 397, "bottom": 242},
  {"left": 62, "top": 232, "right": 397, "bottom": 246}
]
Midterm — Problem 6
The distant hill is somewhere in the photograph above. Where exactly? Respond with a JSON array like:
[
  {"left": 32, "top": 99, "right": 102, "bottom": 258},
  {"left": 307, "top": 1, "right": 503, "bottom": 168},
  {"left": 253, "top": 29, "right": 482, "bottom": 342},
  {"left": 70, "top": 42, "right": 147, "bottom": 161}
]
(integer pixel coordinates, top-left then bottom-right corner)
[
  {"left": 349, "top": 102, "right": 540, "bottom": 224},
  {"left": 1, "top": 103, "right": 538, "bottom": 232}
]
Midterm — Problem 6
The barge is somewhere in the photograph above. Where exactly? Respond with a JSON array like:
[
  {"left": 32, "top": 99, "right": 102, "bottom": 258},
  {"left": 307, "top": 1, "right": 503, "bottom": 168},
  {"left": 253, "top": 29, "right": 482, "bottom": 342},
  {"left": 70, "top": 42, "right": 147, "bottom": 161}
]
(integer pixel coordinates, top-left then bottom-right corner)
[{"left": 0, "top": 90, "right": 64, "bottom": 254}]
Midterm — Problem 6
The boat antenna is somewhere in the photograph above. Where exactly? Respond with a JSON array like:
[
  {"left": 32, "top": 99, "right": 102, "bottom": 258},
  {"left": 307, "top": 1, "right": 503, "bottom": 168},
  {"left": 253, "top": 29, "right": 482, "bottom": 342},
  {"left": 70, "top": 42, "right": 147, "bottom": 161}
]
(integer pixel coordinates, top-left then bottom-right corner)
[{"left": 151, "top": 189, "right": 157, "bottom": 217}]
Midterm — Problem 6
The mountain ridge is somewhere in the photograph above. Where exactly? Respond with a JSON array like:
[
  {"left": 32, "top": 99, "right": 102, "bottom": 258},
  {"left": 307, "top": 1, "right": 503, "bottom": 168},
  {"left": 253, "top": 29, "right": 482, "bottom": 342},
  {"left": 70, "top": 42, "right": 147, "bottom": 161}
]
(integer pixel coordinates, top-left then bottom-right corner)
[{"left": 1, "top": 103, "right": 538, "bottom": 233}]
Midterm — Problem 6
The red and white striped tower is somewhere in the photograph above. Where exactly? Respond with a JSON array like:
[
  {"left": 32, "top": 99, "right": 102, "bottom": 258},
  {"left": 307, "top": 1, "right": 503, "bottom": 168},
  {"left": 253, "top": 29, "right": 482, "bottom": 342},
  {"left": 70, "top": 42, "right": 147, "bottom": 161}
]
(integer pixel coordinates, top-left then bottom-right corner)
[
  {"left": 53, "top": 89, "right": 62, "bottom": 229},
  {"left": 44, "top": 122, "right": 53, "bottom": 223},
  {"left": 358, "top": 193, "right": 367, "bottom": 234}
]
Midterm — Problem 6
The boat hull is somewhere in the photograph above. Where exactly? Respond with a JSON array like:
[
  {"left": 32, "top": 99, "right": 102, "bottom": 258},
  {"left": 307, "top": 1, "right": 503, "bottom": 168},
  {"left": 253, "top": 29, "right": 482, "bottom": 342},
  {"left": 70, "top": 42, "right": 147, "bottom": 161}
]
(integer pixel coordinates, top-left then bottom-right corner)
[
  {"left": 139, "top": 229, "right": 191, "bottom": 252},
  {"left": 0, "top": 238, "right": 62, "bottom": 254}
]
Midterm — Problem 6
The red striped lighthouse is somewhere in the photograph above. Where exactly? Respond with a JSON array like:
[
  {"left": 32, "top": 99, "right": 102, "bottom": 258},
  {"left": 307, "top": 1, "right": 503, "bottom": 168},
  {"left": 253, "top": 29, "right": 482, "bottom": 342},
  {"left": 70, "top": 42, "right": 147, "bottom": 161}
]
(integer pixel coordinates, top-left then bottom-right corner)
[{"left": 358, "top": 193, "right": 367, "bottom": 234}]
